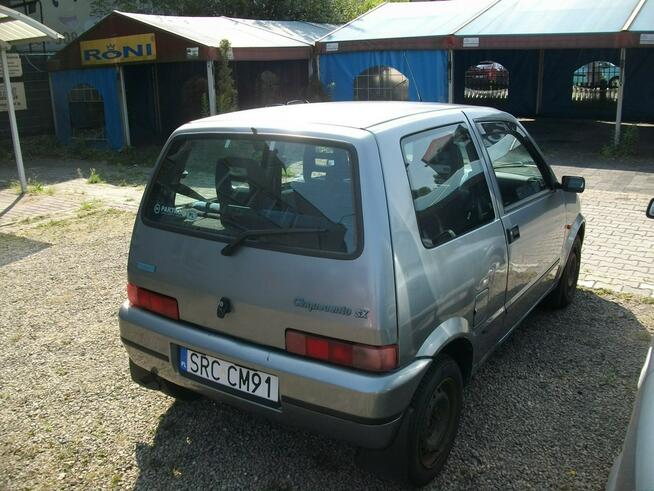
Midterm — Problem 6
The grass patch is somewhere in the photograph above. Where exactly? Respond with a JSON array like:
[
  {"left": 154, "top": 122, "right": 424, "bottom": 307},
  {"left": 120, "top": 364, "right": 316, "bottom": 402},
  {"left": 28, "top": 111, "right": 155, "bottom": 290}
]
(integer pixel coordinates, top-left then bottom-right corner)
[
  {"left": 78, "top": 199, "right": 104, "bottom": 217},
  {"left": 10, "top": 178, "right": 54, "bottom": 195},
  {"left": 87, "top": 168, "right": 104, "bottom": 184},
  {"left": 600, "top": 125, "right": 639, "bottom": 157},
  {"left": 0, "top": 135, "right": 160, "bottom": 167}
]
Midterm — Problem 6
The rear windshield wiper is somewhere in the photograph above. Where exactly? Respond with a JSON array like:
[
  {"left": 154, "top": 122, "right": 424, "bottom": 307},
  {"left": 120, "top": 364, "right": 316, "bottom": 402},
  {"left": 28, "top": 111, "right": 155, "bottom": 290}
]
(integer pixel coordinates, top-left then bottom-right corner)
[{"left": 221, "top": 228, "right": 327, "bottom": 256}]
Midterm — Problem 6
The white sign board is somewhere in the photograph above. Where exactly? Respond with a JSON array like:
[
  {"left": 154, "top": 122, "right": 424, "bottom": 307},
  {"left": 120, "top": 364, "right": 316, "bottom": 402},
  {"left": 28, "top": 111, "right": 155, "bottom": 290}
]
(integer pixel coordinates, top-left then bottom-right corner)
[
  {"left": 640, "top": 33, "right": 654, "bottom": 45},
  {"left": 463, "top": 37, "right": 480, "bottom": 48},
  {"left": 0, "top": 53, "right": 23, "bottom": 78},
  {"left": 0, "top": 82, "right": 27, "bottom": 111},
  {"left": 325, "top": 42, "right": 339, "bottom": 52}
]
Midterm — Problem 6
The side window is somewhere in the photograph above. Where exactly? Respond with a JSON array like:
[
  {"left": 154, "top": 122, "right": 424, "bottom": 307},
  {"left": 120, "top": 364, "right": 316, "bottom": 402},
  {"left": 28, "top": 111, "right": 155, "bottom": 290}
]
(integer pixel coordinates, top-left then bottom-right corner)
[
  {"left": 477, "top": 121, "right": 551, "bottom": 207},
  {"left": 401, "top": 123, "right": 495, "bottom": 248}
]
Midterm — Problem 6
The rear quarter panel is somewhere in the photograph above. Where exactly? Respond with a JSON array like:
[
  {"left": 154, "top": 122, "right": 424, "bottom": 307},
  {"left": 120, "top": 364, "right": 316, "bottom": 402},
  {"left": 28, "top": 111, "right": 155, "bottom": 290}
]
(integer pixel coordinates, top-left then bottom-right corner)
[{"left": 371, "top": 109, "right": 509, "bottom": 366}]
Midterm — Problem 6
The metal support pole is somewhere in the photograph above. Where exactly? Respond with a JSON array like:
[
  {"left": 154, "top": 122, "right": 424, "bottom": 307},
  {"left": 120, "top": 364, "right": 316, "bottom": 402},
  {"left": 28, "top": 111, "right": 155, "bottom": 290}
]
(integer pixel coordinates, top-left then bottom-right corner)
[
  {"left": 1, "top": 47, "right": 26, "bottom": 193},
  {"left": 206, "top": 60, "right": 217, "bottom": 116},
  {"left": 614, "top": 48, "right": 626, "bottom": 146},
  {"left": 448, "top": 49, "right": 454, "bottom": 103},
  {"left": 118, "top": 66, "right": 131, "bottom": 147},
  {"left": 535, "top": 49, "right": 545, "bottom": 115}
]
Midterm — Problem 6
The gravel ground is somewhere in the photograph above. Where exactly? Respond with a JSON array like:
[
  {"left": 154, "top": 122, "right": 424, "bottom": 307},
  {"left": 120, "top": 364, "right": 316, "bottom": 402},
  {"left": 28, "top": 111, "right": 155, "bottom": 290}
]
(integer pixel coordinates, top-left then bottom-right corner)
[{"left": 1, "top": 210, "right": 653, "bottom": 490}]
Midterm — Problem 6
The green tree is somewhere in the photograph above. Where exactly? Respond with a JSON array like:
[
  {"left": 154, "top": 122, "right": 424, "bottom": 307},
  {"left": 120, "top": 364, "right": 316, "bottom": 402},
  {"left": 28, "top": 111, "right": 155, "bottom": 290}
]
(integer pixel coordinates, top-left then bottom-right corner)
[
  {"left": 217, "top": 39, "right": 238, "bottom": 113},
  {"left": 91, "top": 0, "right": 394, "bottom": 23}
]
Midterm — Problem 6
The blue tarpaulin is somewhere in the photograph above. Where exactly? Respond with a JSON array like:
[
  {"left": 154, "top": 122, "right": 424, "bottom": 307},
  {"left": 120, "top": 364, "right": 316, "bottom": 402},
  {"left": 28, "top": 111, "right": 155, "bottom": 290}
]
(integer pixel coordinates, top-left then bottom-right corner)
[
  {"left": 319, "top": 50, "right": 448, "bottom": 103},
  {"left": 50, "top": 67, "right": 124, "bottom": 150}
]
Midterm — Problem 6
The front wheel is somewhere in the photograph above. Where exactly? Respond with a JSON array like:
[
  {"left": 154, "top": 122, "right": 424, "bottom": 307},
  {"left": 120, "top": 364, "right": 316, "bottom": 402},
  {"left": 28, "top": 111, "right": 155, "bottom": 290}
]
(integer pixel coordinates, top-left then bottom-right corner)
[
  {"left": 406, "top": 354, "right": 463, "bottom": 486},
  {"left": 546, "top": 236, "right": 582, "bottom": 308}
]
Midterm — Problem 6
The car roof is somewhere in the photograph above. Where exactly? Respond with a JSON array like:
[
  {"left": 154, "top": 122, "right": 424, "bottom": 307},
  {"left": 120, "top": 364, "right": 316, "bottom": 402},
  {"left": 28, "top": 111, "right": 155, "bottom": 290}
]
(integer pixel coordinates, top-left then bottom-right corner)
[{"left": 184, "top": 101, "right": 473, "bottom": 131}]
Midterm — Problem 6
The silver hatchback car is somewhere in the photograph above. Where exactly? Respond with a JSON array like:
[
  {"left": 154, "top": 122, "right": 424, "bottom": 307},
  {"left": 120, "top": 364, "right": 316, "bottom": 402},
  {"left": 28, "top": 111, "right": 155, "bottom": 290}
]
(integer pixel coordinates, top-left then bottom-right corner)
[{"left": 119, "top": 102, "right": 585, "bottom": 486}]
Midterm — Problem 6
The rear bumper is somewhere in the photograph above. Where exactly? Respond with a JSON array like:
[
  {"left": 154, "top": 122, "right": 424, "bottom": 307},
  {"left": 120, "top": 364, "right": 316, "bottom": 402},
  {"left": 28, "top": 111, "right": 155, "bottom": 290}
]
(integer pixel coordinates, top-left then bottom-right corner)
[{"left": 119, "top": 302, "right": 430, "bottom": 449}]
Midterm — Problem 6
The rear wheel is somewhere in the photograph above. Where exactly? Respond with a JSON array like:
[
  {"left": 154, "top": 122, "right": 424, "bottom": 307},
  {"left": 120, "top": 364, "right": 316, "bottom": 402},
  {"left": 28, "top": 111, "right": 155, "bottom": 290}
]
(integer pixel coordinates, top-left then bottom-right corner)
[
  {"left": 406, "top": 354, "right": 463, "bottom": 486},
  {"left": 547, "top": 236, "right": 582, "bottom": 308}
]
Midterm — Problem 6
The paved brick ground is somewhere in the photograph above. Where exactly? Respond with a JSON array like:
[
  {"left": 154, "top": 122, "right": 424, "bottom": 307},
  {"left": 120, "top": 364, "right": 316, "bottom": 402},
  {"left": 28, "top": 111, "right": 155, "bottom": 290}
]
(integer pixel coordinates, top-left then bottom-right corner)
[{"left": 550, "top": 165, "right": 654, "bottom": 297}]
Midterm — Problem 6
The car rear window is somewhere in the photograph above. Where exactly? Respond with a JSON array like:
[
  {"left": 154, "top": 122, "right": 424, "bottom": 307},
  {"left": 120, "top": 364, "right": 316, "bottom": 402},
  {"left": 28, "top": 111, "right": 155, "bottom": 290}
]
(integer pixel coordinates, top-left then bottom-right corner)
[{"left": 143, "top": 135, "right": 360, "bottom": 257}]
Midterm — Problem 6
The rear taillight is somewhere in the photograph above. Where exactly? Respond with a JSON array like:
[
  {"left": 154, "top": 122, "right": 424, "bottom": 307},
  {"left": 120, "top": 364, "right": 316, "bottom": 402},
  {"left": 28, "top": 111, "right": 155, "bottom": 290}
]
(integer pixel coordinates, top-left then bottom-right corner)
[
  {"left": 285, "top": 330, "right": 397, "bottom": 372},
  {"left": 127, "top": 283, "right": 179, "bottom": 320}
]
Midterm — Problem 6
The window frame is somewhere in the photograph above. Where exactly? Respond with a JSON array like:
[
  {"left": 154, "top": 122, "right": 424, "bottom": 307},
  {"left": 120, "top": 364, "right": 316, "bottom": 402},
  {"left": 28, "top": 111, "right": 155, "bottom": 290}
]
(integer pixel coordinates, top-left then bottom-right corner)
[
  {"left": 140, "top": 132, "right": 365, "bottom": 260},
  {"left": 400, "top": 120, "right": 498, "bottom": 250},
  {"left": 473, "top": 118, "right": 558, "bottom": 213}
]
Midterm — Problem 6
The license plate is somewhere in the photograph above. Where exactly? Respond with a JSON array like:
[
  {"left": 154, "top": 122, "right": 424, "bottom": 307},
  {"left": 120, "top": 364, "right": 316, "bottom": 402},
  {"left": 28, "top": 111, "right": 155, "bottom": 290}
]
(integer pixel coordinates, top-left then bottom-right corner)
[{"left": 179, "top": 347, "right": 279, "bottom": 402}]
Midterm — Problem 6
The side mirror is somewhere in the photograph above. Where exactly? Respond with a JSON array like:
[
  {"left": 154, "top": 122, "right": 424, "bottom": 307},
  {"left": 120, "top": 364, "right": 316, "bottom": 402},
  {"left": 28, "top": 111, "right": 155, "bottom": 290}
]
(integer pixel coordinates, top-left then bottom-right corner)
[
  {"left": 647, "top": 198, "right": 654, "bottom": 219},
  {"left": 560, "top": 176, "right": 585, "bottom": 193}
]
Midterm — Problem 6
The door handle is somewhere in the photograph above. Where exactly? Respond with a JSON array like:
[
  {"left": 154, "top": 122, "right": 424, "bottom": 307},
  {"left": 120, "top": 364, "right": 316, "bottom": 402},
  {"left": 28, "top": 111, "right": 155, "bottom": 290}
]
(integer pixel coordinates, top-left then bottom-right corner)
[{"left": 507, "top": 225, "right": 520, "bottom": 243}]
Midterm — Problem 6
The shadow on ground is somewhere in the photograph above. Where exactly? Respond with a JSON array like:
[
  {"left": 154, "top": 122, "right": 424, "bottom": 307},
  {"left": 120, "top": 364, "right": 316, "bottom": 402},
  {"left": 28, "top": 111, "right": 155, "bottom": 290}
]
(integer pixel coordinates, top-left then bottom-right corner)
[
  {"left": 0, "top": 232, "right": 50, "bottom": 266},
  {"left": 132, "top": 290, "right": 651, "bottom": 490},
  {"left": 0, "top": 194, "right": 23, "bottom": 219},
  {"left": 522, "top": 118, "right": 654, "bottom": 173}
]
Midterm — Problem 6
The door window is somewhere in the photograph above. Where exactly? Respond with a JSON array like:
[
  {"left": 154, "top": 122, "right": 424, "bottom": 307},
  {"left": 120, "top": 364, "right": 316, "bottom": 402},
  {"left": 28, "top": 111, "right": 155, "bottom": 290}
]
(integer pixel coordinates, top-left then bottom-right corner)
[
  {"left": 477, "top": 121, "right": 552, "bottom": 208},
  {"left": 401, "top": 123, "right": 495, "bottom": 248}
]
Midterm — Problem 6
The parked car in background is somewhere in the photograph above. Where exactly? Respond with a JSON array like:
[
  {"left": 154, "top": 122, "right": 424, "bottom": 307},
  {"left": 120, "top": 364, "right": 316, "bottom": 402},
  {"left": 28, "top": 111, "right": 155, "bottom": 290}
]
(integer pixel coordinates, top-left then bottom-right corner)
[
  {"left": 572, "top": 61, "right": 620, "bottom": 88},
  {"left": 467, "top": 60, "right": 509, "bottom": 89},
  {"left": 607, "top": 198, "right": 654, "bottom": 491},
  {"left": 119, "top": 102, "right": 585, "bottom": 486}
]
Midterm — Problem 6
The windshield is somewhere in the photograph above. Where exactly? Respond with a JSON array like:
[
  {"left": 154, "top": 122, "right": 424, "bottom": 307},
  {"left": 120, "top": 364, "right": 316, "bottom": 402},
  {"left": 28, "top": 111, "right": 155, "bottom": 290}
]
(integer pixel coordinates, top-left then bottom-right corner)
[{"left": 143, "top": 135, "right": 360, "bottom": 256}]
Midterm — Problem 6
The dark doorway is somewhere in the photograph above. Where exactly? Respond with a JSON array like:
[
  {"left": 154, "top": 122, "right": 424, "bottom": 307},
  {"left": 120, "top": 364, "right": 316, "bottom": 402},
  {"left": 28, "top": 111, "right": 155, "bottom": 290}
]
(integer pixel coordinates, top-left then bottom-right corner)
[
  {"left": 235, "top": 60, "right": 309, "bottom": 109},
  {"left": 124, "top": 64, "right": 160, "bottom": 145},
  {"left": 156, "top": 62, "right": 208, "bottom": 138}
]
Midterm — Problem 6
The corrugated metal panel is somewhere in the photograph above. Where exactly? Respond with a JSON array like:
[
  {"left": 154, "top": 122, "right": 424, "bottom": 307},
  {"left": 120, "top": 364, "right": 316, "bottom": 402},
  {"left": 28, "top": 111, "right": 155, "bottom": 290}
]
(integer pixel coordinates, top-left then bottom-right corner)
[
  {"left": 630, "top": 0, "right": 654, "bottom": 31},
  {"left": 319, "top": 0, "right": 496, "bottom": 42},
  {"left": 117, "top": 12, "right": 324, "bottom": 48},
  {"left": 457, "top": 0, "right": 639, "bottom": 35}
]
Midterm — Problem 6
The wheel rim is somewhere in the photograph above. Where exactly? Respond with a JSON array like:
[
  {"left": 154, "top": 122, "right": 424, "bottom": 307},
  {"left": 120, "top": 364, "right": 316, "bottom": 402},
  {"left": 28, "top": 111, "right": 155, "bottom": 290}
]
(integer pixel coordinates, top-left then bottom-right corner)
[
  {"left": 419, "top": 378, "right": 456, "bottom": 468},
  {"left": 566, "top": 250, "right": 580, "bottom": 290}
]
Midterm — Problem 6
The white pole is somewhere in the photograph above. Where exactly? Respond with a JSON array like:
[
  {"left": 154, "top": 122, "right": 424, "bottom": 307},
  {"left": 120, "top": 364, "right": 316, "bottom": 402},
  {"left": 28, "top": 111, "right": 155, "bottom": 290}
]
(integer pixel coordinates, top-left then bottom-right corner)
[
  {"left": 448, "top": 49, "right": 454, "bottom": 103},
  {"left": 118, "top": 66, "right": 131, "bottom": 147},
  {"left": 614, "top": 48, "right": 626, "bottom": 146},
  {"left": 206, "top": 60, "right": 217, "bottom": 116},
  {"left": 1, "top": 47, "right": 26, "bottom": 193},
  {"left": 536, "top": 49, "right": 544, "bottom": 115}
]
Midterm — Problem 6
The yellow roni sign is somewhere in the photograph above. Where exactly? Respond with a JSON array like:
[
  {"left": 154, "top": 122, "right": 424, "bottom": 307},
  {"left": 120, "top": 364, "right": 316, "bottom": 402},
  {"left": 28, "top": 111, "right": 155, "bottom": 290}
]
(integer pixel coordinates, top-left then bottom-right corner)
[{"left": 80, "top": 34, "right": 156, "bottom": 66}]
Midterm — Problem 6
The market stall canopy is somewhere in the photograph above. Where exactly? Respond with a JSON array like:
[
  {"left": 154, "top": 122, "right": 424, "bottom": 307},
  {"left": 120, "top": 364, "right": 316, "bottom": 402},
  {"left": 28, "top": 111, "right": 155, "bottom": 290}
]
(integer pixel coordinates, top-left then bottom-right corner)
[
  {"left": 0, "top": 5, "right": 63, "bottom": 193},
  {"left": 0, "top": 5, "right": 63, "bottom": 46},
  {"left": 455, "top": 0, "right": 651, "bottom": 49},
  {"left": 49, "top": 11, "right": 338, "bottom": 70},
  {"left": 317, "top": 0, "right": 654, "bottom": 52},
  {"left": 318, "top": 0, "right": 497, "bottom": 51}
]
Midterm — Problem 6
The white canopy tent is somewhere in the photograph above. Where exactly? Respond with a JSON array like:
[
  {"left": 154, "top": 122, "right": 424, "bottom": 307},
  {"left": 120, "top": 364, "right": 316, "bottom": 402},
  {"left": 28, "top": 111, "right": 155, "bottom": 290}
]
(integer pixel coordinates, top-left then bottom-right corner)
[{"left": 0, "top": 6, "right": 62, "bottom": 192}]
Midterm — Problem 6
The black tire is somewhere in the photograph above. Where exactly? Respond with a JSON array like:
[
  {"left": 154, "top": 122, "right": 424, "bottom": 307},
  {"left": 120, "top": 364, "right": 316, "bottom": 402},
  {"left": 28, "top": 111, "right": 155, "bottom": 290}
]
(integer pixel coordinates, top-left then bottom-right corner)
[
  {"left": 406, "top": 354, "right": 463, "bottom": 487},
  {"left": 547, "top": 236, "right": 582, "bottom": 309}
]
